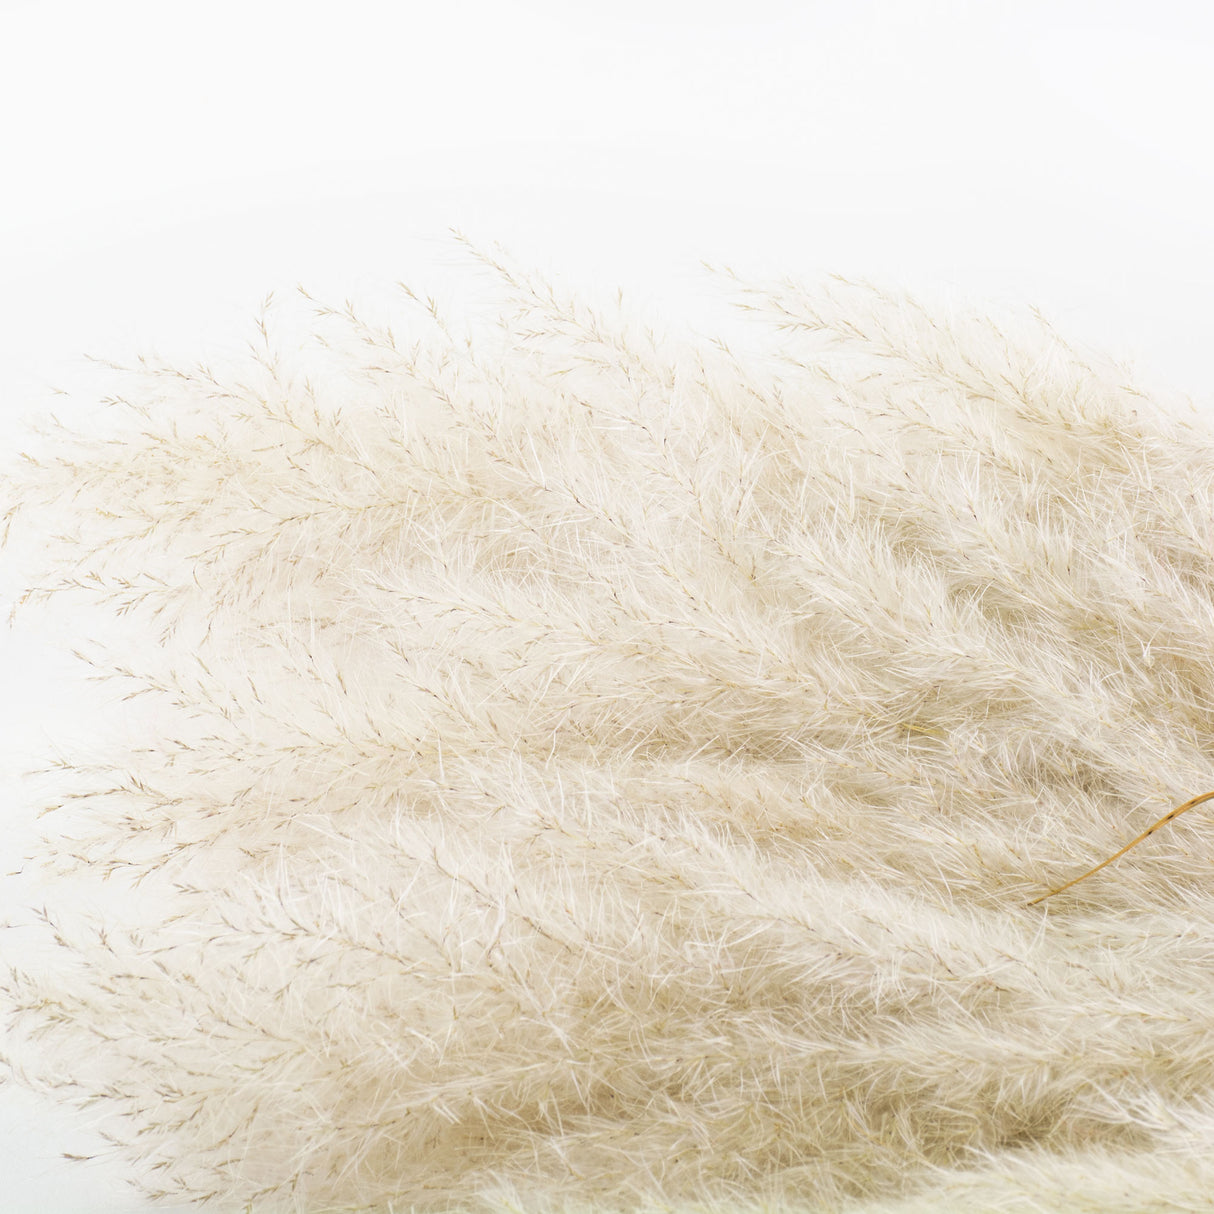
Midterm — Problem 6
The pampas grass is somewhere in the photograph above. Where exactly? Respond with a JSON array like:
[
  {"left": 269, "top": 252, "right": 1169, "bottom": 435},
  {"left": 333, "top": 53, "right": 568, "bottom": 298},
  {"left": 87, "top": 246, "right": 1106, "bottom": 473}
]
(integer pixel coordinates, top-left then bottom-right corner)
[{"left": 6, "top": 245, "right": 1214, "bottom": 1212}]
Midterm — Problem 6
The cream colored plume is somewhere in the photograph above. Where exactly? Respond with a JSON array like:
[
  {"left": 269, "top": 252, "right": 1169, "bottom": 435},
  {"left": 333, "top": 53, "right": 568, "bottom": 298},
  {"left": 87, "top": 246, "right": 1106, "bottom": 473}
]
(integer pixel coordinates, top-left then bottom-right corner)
[{"left": 5, "top": 247, "right": 1214, "bottom": 1213}]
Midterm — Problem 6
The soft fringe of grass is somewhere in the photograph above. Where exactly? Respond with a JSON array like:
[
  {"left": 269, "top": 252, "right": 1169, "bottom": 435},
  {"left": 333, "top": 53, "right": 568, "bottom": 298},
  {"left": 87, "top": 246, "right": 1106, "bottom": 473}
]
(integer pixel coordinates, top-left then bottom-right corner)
[{"left": 5, "top": 245, "right": 1214, "bottom": 1211}]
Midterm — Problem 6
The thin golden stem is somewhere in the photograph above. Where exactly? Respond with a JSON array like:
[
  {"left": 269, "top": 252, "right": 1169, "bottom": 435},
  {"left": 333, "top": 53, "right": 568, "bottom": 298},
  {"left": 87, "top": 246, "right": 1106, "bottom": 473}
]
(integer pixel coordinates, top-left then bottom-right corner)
[{"left": 1027, "top": 790, "right": 1214, "bottom": 906}]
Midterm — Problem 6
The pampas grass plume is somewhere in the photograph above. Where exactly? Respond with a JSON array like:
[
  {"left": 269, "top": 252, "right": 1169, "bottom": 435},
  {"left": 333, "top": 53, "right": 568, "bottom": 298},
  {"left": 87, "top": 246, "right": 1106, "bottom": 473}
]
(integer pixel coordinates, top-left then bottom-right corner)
[{"left": 5, "top": 243, "right": 1214, "bottom": 1212}]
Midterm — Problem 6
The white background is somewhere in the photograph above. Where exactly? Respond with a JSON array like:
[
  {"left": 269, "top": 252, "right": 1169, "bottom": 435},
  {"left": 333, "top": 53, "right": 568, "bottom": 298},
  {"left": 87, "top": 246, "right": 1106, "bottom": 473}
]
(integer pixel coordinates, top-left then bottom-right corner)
[{"left": 1, "top": 1, "right": 1211, "bottom": 1210}]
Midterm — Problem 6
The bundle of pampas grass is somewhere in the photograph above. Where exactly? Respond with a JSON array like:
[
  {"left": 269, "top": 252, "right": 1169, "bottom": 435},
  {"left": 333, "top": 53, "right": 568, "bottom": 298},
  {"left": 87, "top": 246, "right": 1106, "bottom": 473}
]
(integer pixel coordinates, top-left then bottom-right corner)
[{"left": 5, "top": 243, "right": 1214, "bottom": 1213}]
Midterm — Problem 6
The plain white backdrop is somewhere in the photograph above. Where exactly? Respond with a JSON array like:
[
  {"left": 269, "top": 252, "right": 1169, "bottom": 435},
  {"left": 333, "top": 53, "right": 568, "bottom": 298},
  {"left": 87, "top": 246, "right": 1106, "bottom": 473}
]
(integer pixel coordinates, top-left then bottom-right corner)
[{"left": 1, "top": 1, "right": 1211, "bottom": 1210}]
